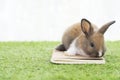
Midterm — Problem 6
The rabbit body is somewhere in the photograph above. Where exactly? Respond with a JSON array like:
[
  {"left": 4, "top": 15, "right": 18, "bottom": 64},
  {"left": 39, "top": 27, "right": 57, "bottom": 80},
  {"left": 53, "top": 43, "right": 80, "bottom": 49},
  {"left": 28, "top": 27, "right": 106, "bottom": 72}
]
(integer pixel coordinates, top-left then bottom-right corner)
[
  {"left": 56, "top": 19, "right": 115, "bottom": 57},
  {"left": 62, "top": 22, "right": 98, "bottom": 50}
]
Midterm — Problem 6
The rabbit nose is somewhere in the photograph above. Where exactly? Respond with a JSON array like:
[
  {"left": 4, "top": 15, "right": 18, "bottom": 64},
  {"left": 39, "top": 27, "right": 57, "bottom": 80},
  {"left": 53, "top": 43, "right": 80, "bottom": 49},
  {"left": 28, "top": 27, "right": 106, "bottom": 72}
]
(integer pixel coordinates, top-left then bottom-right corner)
[{"left": 98, "top": 50, "right": 103, "bottom": 57}]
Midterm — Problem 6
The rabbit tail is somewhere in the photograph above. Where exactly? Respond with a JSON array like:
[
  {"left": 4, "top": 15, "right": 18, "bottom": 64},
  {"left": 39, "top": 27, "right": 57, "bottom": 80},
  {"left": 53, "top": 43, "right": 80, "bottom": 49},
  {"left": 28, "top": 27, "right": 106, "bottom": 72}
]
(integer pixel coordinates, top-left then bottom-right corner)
[{"left": 55, "top": 44, "right": 66, "bottom": 51}]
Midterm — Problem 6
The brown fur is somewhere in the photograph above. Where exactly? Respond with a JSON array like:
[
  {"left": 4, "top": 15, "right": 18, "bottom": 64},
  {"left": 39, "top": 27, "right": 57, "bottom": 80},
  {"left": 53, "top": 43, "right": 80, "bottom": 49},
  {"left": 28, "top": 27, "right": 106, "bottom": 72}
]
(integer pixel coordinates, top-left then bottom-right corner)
[
  {"left": 60, "top": 19, "right": 115, "bottom": 57},
  {"left": 62, "top": 21, "right": 98, "bottom": 50}
]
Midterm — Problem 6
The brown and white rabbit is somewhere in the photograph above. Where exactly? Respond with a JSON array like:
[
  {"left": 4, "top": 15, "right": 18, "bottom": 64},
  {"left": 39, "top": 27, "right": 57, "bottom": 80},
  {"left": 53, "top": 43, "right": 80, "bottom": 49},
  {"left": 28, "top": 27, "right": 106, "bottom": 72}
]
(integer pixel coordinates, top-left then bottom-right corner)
[{"left": 56, "top": 18, "right": 115, "bottom": 57}]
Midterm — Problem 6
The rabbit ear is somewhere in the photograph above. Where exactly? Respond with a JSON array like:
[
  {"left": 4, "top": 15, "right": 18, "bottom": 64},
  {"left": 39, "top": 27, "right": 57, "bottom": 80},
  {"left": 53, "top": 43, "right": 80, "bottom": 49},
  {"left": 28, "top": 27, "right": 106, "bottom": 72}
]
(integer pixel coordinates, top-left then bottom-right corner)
[
  {"left": 98, "top": 21, "right": 115, "bottom": 34},
  {"left": 81, "top": 19, "right": 93, "bottom": 37}
]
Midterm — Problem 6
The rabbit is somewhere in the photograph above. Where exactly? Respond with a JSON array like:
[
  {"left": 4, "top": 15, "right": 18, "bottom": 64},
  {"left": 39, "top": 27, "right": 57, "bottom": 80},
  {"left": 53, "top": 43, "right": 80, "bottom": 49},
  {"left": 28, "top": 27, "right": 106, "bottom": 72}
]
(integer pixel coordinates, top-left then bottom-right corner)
[{"left": 56, "top": 18, "right": 115, "bottom": 57}]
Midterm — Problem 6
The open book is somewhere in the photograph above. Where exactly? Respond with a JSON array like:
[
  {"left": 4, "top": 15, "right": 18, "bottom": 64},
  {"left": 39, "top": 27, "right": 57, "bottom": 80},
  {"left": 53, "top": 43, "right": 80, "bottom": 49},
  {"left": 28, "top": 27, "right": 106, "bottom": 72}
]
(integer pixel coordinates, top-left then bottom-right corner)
[{"left": 50, "top": 50, "right": 105, "bottom": 64}]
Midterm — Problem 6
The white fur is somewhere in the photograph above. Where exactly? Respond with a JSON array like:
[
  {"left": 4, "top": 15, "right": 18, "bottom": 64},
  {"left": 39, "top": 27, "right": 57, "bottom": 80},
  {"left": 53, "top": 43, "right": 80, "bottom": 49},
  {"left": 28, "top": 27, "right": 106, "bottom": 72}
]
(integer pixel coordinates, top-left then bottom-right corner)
[
  {"left": 65, "top": 38, "right": 77, "bottom": 55},
  {"left": 99, "top": 50, "right": 102, "bottom": 57},
  {"left": 65, "top": 38, "right": 88, "bottom": 57}
]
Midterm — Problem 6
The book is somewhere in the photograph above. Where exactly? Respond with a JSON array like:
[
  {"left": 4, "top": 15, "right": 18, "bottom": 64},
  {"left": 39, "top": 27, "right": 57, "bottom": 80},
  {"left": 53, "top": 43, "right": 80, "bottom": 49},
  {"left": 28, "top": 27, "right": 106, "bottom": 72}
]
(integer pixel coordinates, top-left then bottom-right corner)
[{"left": 50, "top": 50, "right": 105, "bottom": 64}]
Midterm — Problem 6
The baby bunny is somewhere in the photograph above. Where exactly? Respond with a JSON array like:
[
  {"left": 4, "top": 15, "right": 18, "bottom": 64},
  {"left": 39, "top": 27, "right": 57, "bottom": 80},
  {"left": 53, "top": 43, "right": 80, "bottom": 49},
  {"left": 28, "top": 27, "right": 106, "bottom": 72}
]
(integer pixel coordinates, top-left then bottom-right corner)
[{"left": 56, "top": 18, "right": 115, "bottom": 57}]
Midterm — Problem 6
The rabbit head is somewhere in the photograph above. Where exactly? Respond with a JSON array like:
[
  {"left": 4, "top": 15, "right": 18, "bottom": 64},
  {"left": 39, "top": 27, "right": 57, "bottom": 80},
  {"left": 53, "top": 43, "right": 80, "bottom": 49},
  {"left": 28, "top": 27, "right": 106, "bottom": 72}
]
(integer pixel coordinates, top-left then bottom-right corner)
[{"left": 76, "top": 19, "right": 115, "bottom": 57}]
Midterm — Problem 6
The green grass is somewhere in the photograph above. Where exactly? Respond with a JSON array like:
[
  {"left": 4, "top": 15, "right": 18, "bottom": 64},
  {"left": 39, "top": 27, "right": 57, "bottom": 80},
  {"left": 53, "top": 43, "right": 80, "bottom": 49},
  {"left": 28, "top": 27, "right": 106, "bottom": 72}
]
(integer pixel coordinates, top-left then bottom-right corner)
[{"left": 0, "top": 41, "right": 120, "bottom": 80}]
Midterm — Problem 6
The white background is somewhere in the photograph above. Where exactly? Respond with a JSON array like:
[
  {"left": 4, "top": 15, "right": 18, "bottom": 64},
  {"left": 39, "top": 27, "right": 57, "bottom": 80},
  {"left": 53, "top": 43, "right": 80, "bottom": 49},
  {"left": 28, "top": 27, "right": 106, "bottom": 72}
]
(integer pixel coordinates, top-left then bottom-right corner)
[{"left": 0, "top": 0, "right": 119, "bottom": 41}]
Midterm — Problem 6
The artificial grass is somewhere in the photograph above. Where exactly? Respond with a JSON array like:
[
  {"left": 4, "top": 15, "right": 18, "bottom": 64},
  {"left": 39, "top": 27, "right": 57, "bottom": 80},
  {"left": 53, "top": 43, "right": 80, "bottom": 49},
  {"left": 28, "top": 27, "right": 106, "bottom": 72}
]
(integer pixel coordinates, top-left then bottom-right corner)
[{"left": 0, "top": 41, "right": 120, "bottom": 80}]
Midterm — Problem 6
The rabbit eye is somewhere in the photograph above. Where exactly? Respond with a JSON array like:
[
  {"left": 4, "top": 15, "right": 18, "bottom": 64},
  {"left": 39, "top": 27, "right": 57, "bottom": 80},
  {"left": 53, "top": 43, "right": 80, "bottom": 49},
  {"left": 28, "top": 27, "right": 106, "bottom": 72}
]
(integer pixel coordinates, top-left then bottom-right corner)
[{"left": 90, "top": 42, "right": 94, "bottom": 47}]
